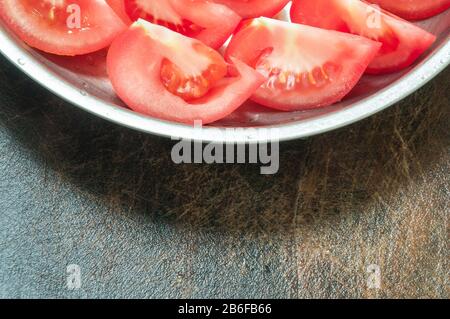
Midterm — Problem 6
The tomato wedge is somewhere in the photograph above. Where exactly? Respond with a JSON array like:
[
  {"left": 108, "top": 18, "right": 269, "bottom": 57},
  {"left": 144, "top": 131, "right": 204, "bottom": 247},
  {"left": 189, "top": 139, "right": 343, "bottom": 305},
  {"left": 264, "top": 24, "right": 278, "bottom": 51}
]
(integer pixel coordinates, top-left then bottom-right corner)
[
  {"left": 105, "top": 0, "right": 241, "bottom": 49},
  {"left": 290, "top": 0, "right": 436, "bottom": 74},
  {"left": 0, "top": 0, "right": 126, "bottom": 56},
  {"left": 224, "top": 18, "right": 381, "bottom": 111},
  {"left": 367, "top": 0, "right": 450, "bottom": 20},
  {"left": 107, "top": 20, "right": 265, "bottom": 124},
  {"left": 211, "top": 0, "right": 290, "bottom": 18}
]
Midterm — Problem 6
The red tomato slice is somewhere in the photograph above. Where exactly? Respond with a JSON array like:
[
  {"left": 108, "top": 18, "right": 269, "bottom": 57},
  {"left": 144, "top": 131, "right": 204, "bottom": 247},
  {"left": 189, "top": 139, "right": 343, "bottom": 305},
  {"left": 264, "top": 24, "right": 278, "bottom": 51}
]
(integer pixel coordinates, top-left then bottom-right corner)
[
  {"left": 0, "top": 0, "right": 126, "bottom": 56},
  {"left": 368, "top": 0, "right": 450, "bottom": 20},
  {"left": 107, "top": 20, "right": 265, "bottom": 124},
  {"left": 224, "top": 18, "right": 381, "bottom": 111},
  {"left": 211, "top": 0, "right": 290, "bottom": 18},
  {"left": 290, "top": 0, "right": 436, "bottom": 74},
  {"left": 105, "top": 0, "right": 241, "bottom": 49}
]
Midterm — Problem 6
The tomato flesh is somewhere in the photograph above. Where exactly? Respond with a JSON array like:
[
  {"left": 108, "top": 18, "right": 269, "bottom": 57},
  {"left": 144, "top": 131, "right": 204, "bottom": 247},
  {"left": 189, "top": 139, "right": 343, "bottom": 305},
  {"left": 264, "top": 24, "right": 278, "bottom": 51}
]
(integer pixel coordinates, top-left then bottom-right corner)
[
  {"left": 106, "top": 0, "right": 241, "bottom": 49},
  {"left": 255, "top": 52, "right": 342, "bottom": 95},
  {"left": 160, "top": 43, "right": 228, "bottom": 101},
  {"left": 0, "top": 0, "right": 126, "bottom": 56},
  {"left": 211, "top": 0, "right": 290, "bottom": 18},
  {"left": 124, "top": 0, "right": 203, "bottom": 37},
  {"left": 107, "top": 20, "right": 265, "bottom": 124},
  {"left": 368, "top": 0, "right": 450, "bottom": 20},
  {"left": 22, "top": 0, "right": 71, "bottom": 29},
  {"left": 290, "top": 0, "right": 436, "bottom": 74},
  {"left": 225, "top": 18, "right": 381, "bottom": 111}
]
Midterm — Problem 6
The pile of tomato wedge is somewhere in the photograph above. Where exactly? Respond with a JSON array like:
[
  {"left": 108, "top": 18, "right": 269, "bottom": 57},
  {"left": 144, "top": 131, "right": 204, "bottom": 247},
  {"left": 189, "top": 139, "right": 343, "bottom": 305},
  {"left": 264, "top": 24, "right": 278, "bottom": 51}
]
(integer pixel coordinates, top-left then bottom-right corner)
[{"left": 0, "top": 0, "right": 447, "bottom": 124}]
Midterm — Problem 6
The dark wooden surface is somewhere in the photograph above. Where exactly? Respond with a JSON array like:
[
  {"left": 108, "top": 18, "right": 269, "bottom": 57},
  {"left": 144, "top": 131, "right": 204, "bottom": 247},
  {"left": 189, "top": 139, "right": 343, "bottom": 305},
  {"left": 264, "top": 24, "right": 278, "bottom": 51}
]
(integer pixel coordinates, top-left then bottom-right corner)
[{"left": 0, "top": 54, "right": 448, "bottom": 298}]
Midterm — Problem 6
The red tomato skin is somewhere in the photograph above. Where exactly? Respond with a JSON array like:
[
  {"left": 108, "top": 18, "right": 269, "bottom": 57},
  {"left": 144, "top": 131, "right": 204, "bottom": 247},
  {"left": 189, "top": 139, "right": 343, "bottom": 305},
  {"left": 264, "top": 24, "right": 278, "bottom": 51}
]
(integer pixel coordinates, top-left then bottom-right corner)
[
  {"left": 211, "top": 0, "right": 290, "bottom": 18},
  {"left": 290, "top": 0, "right": 437, "bottom": 74},
  {"left": 365, "top": 37, "right": 436, "bottom": 75},
  {"left": 107, "top": 22, "right": 265, "bottom": 125},
  {"left": 0, "top": 0, "right": 127, "bottom": 56},
  {"left": 105, "top": 0, "right": 241, "bottom": 49},
  {"left": 106, "top": 0, "right": 133, "bottom": 24},
  {"left": 367, "top": 0, "right": 450, "bottom": 20},
  {"left": 225, "top": 19, "right": 382, "bottom": 111}
]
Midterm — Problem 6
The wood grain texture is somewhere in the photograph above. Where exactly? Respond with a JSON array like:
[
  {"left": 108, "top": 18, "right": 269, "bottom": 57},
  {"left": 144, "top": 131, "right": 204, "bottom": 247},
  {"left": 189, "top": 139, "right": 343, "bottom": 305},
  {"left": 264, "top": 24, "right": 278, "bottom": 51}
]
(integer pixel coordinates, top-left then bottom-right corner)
[{"left": 0, "top": 55, "right": 448, "bottom": 298}]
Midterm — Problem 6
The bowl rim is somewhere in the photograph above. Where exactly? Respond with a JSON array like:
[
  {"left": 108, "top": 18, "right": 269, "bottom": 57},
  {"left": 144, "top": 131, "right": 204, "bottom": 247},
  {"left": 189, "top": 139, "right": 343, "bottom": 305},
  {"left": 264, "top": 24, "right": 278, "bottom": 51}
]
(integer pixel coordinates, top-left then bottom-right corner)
[{"left": 0, "top": 25, "right": 449, "bottom": 144}]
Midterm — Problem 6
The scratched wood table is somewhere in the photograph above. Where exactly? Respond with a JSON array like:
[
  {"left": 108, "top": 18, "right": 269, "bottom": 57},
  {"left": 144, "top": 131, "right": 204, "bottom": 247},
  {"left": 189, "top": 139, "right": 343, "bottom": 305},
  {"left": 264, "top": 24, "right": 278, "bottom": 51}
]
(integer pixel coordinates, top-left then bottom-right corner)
[{"left": 0, "top": 54, "right": 448, "bottom": 299}]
